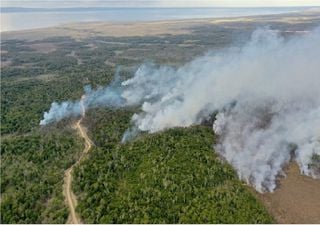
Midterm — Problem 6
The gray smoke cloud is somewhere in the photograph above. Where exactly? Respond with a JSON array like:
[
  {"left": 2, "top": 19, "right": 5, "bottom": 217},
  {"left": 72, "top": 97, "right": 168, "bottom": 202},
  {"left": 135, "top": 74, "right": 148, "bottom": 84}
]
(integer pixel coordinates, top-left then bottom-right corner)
[
  {"left": 40, "top": 27, "right": 320, "bottom": 192},
  {"left": 40, "top": 68, "right": 125, "bottom": 125}
]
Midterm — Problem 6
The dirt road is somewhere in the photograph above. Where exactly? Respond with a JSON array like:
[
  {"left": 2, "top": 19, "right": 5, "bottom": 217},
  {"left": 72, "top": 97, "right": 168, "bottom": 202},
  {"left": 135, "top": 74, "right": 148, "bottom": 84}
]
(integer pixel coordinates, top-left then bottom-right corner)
[
  {"left": 253, "top": 163, "right": 320, "bottom": 223},
  {"left": 63, "top": 96, "right": 93, "bottom": 224}
]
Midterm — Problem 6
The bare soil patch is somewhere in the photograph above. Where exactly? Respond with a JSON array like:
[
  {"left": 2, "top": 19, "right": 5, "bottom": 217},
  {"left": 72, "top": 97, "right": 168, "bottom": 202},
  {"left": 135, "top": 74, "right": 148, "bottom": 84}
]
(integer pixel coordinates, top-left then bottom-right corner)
[
  {"left": 28, "top": 42, "right": 57, "bottom": 53},
  {"left": 1, "top": 60, "right": 12, "bottom": 68},
  {"left": 252, "top": 163, "right": 320, "bottom": 223}
]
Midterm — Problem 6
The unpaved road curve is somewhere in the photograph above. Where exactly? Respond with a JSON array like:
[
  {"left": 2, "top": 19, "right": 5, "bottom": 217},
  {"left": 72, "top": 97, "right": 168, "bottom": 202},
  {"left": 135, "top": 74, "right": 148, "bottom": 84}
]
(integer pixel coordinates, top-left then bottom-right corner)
[{"left": 63, "top": 96, "right": 93, "bottom": 224}]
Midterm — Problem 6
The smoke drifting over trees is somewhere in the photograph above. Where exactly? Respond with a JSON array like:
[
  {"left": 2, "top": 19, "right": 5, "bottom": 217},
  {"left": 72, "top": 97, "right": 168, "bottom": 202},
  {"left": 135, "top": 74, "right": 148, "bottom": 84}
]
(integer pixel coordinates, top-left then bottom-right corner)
[{"left": 41, "top": 27, "right": 320, "bottom": 192}]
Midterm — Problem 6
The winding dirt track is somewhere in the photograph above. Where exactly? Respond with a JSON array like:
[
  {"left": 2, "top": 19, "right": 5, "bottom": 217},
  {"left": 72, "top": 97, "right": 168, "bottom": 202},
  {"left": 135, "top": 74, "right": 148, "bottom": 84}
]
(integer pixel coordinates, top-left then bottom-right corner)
[{"left": 63, "top": 96, "right": 93, "bottom": 224}]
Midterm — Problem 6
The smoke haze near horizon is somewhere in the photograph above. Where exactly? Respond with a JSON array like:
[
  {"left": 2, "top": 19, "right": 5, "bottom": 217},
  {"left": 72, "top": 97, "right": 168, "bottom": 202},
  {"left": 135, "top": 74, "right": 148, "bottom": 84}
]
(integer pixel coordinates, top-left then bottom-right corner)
[{"left": 40, "top": 27, "right": 320, "bottom": 192}]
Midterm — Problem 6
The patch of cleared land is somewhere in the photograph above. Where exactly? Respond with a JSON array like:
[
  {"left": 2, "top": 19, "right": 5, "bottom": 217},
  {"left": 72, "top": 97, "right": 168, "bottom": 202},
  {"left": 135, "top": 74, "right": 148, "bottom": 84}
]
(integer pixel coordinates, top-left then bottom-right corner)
[
  {"left": 27, "top": 42, "right": 57, "bottom": 53},
  {"left": 252, "top": 163, "right": 320, "bottom": 223}
]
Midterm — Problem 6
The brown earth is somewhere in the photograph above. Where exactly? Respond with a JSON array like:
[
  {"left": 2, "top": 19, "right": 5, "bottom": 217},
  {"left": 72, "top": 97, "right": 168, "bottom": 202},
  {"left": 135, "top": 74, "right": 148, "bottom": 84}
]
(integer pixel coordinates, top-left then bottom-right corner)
[
  {"left": 27, "top": 42, "right": 57, "bottom": 53},
  {"left": 251, "top": 163, "right": 320, "bottom": 223}
]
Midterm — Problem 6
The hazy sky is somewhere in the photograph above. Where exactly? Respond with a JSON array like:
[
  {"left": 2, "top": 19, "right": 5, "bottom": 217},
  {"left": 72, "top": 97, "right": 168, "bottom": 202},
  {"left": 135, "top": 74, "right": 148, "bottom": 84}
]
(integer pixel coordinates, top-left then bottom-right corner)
[{"left": 2, "top": 0, "right": 320, "bottom": 8}]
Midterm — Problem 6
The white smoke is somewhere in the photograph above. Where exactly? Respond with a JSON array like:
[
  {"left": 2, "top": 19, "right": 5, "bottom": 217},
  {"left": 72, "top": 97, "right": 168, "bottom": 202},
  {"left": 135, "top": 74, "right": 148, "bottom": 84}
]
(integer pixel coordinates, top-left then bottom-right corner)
[
  {"left": 40, "top": 68, "right": 125, "bottom": 125},
  {"left": 40, "top": 27, "right": 320, "bottom": 192},
  {"left": 40, "top": 101, "right": 81, "bottom": 125},
  {"left": 122, "top": 27, "right": 320, "bottom": 192}
]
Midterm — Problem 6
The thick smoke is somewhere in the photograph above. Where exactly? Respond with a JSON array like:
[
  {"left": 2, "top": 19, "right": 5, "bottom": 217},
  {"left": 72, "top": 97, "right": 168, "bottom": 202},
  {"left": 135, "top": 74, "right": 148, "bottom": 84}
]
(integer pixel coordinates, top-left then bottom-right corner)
[
  {"left": 40, "top": 68, "right": 125, "bottom": 125},
  {"left": 40, "top": 27, "right": 320, "bottom": 192}
]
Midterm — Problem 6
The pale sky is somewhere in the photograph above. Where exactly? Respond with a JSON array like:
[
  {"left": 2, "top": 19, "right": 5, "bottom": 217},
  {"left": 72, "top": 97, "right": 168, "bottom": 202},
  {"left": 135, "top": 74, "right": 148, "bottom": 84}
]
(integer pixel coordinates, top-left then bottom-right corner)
[{"left": 2, "top": 0, "right": 320, "bottom": 8}]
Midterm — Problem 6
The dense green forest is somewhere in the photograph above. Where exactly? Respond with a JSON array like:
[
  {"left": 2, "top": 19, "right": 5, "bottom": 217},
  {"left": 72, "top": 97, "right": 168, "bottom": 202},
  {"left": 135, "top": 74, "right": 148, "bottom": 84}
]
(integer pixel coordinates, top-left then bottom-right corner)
[
  {"left": 73, "top": 125, "right": 274, "bottom": 223},
  {"left": 1, "top": 38, "right": 118, "bottom": 223},
  {"left": 1, "top": 129, "right": 83, "bottom": 223},
  {"left": 0, "top": 27, "right": 277, "bottom": 224}
]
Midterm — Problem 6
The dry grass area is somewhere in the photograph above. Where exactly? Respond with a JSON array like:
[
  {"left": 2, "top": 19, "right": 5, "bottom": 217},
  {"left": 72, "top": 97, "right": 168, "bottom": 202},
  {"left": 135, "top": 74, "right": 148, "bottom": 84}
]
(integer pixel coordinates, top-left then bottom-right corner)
[
  {"left": 1, "top": 60, "right": 12, "bottom": 68},
  {"left": 27, "top": 42, "right": 57, "bottom": 53},
  {"left": 1, "top": 50, "right": 11, "bottom": 67},
  {"left": 1, "top": 21, "right": 192, "bottom": 41},
  {"left": 2, "top": 9, "right": 320, "bottom": 41},
  {"left": 4, "top": 74, "right": 58, "bottom": 84},
  {"left": 251, "top": 163, "right": 320, "bottom": 223}
]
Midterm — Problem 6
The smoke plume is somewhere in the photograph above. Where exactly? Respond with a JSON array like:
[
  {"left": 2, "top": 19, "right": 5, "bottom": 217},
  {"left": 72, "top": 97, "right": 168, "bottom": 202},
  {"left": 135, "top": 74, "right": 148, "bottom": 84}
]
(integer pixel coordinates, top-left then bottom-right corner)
[
  {"left": 40, "top": 27, "right": 320, "bottom": 192},
  {"left": 40, "top": 68, "right": 125, "bottom": 125}
]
